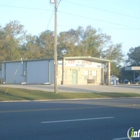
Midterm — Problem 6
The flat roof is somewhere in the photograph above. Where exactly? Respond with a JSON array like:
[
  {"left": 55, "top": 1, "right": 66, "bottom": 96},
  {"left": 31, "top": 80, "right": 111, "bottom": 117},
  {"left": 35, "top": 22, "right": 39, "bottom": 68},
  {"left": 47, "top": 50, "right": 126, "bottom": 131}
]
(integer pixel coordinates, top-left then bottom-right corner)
[
  {"left": 2, "top": 56, "right": 111, "bottom": 63},
  {"left": 2, "top": 58, "right": 54, "bottom": 63},
  {"left": 63, "top": 56, "right": 111, "bottom": 63},
  {"left": 125, "top": 67, "right": 140, "bottom": 71}
]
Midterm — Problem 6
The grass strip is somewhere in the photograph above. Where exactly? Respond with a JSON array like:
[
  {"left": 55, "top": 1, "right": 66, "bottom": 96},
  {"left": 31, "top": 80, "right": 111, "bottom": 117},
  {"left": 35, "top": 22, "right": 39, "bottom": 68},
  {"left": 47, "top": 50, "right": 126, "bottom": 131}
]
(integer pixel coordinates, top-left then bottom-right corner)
[{"left": 0, "top": 87, "right": 140, "bottom": 101}]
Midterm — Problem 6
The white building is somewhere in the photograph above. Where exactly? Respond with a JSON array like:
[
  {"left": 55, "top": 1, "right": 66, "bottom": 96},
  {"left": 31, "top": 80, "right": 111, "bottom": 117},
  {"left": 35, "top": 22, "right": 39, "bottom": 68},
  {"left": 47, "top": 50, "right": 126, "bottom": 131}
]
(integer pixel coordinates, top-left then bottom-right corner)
[
  {"left": 110, "top": 75, "right": 119, "bottom": 85},
  {"left": 1, "top": 59, "right": 54, "bottom": 84}
]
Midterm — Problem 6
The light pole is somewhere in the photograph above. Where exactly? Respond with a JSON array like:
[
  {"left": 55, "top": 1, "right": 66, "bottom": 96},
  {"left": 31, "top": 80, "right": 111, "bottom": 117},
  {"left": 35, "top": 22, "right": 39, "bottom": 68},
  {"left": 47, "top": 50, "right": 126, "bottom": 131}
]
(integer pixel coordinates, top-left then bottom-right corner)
[{"left": 50, "top": 0, "right": 58, "bottom": 93}]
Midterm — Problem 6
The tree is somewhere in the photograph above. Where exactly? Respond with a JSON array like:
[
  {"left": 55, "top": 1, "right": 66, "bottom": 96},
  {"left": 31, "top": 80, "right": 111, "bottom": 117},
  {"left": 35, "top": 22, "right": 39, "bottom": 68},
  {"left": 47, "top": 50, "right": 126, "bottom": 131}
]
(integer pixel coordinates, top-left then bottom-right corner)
[
  {"left": 21, "top": 35, "right": 43, "bottom": 59},
  {"left": 102, "top": 43, "right": 124, "bottom": 76},
  {"left": 37, "top": 30, "right": 54, "bottom": 58},
  {"left": 4, "top": 20, "right": 26, "bottom": 43},
  {"left": 80, "top": 26, "right": 101, "bottom": 57},
  {"left": 21, "top": 30, "right": 54, "bottom": 59},
  {"left": 124, "top": 46, "right": 140, "bottom": 82},
  {"left": 58, "top": 26, "right": 124, "bottom": 76},
  {"left": 127, "top": 46, "right": 140, "bottom": 66},
  {"left": 0, "top": 21, "right": 26, "bottom": 61},
  {"left": 102, "top": 44, "right": 123, "bottom": 63},
  {"left": 0, "top": 27, "right": 6, "bottom": 61},
  {"left": 58, "top": 28, "right": 79, "bottom": 57},
  {"left": 58, "top": 26, "right": 112, "bottom": 57},
  {"left": 0, "top": 22, "right": 124, "bottom": 77},
  {"left": 119, "top": 67, "right": 134, "bottom": 83}
]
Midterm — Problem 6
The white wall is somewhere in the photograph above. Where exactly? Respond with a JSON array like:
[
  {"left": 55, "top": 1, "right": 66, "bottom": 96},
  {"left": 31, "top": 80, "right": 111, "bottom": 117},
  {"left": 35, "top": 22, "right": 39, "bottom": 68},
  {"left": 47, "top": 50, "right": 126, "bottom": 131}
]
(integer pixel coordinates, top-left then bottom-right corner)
[
  {"left": 2, "top": 59, "right": 55, "bottom": 84},
  {"left": 3, "top": 62, "right": 25, "bottom": 84},
  {"left": 0, "top": 71, "right": 1, "bottom": 79},
  {"left": 27, "top": 60, "right": 49, "bottom": 84},
  {"left": 2, "top": 63, "right": 5, "bottom": 80},
  {"left": 50, "top": 60, "right": 54, "bottom": 84}
]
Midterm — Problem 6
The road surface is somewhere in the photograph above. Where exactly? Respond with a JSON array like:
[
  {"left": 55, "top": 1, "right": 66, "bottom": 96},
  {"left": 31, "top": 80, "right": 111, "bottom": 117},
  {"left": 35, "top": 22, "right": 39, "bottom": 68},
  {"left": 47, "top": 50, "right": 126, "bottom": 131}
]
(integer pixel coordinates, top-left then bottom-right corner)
[{"left": 0, "top": 98, "right": 140, "bottom": 140}]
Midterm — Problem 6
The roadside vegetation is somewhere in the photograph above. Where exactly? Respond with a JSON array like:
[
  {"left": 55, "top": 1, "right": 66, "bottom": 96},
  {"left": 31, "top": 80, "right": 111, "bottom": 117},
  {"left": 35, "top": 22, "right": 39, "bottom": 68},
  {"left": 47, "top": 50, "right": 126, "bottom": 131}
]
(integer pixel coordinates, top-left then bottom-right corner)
[
  {"left": 0, "top": 87, "right": 140, "bottom": 101},
  {"left": 0, "top": 21, "right": 140, "bottom": 83},
  {"left": 0, "top": 21, "right": 124, "bottom": 76}
]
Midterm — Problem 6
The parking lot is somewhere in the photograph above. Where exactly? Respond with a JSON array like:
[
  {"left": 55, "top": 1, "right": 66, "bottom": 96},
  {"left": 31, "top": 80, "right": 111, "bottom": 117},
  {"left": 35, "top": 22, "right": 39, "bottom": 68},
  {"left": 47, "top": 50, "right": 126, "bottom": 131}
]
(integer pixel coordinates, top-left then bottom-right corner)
[{"left": 0, "top": 84, "right": 140, "bottom": 93}]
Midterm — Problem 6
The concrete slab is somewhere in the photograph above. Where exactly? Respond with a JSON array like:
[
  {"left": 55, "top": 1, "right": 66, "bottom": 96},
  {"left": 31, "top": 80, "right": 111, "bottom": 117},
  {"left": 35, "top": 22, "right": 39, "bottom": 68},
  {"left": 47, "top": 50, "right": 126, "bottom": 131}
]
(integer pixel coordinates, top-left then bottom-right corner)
[{"left": 0, "top": 84, "right": 140, "bottom": 93}]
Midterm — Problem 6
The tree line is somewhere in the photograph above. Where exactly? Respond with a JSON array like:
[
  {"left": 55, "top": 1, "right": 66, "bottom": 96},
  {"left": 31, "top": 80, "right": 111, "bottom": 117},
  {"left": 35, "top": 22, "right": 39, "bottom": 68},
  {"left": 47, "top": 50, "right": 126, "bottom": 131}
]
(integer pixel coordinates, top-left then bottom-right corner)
[
  {"left": 0, "top": 20, "right": 140, "bottom": 79},
  {"left": 119, "top": 46, "right": 140, "bottom": 82}
]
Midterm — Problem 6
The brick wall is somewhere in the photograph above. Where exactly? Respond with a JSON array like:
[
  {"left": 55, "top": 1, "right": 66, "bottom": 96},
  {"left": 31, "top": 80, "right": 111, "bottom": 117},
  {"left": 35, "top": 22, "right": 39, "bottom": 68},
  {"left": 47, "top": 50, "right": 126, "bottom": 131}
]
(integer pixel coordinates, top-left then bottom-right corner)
[{"left": 58, "top": 65, "right": 102, "bottom": 85}]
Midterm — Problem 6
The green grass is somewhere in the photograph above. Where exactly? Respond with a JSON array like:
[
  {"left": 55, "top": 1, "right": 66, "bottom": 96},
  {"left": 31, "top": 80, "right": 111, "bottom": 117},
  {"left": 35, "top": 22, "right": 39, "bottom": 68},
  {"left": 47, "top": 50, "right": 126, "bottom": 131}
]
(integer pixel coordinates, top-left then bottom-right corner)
[{"left": 0, "top": 87, "right": 140, "bottom": 101}]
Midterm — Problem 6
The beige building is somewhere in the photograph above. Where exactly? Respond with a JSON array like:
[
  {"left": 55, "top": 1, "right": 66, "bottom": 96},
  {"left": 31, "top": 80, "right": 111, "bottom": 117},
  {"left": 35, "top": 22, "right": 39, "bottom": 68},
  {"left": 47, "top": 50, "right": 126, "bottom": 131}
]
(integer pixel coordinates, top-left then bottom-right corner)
[{"left": 58, "top": 56, "right": 111, "bottom": 85}]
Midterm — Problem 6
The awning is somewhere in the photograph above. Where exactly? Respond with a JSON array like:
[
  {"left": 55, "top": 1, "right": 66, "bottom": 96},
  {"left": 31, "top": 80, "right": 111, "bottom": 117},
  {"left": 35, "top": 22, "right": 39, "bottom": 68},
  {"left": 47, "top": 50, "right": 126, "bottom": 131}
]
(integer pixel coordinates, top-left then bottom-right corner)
[{"left": 63, "top": 56, "right": 111, "bottom": 63}]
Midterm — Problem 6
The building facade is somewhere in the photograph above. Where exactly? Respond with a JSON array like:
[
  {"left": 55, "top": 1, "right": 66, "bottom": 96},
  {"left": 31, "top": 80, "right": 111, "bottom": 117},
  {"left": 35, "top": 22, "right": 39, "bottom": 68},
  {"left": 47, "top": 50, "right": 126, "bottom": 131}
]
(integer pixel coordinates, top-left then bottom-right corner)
[
  {"left": 58, "top": 59, "right": 103, "bottom": 85},
  {"left": 1, "top": 56, "right": 111, "bottom": 85}
]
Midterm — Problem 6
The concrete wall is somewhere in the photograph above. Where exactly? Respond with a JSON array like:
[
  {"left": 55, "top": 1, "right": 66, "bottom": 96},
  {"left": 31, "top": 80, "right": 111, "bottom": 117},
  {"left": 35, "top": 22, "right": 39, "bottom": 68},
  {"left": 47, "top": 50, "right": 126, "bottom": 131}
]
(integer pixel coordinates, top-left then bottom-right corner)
[
  {"left": 58, "top": 60, "right": 102, "bottom": 85},
  {"left": 61, "top": 67, "right": 101, "bottom": 85}
]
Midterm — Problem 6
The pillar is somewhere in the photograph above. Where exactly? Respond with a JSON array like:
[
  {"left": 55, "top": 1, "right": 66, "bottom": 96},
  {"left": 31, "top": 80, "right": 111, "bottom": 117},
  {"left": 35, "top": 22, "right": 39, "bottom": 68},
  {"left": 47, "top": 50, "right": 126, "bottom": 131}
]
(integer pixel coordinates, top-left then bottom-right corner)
[
  {"left": 107, "top": 62, "right": 111, "bottom": 85},
  {"left": 62, "top": 57, "right": 65, "bottom": 85},
  {"left": 101, "top": 64, "right": 104, "bottom": 85}
]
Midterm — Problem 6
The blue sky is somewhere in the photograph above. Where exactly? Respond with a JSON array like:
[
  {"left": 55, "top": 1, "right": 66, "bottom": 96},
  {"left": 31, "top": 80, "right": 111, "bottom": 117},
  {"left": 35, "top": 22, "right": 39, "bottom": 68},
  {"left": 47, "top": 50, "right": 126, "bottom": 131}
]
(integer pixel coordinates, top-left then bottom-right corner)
[{"left": 0, "top": 0, "right": 140, "bottom": 55}]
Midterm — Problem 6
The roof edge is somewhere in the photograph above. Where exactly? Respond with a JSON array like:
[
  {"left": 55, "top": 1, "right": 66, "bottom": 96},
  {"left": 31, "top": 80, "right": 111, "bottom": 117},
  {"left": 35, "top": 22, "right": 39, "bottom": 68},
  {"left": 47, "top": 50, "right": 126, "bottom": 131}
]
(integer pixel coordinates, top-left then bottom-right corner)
[
  {"left": 63, "top": 56, "right": 111, "bottom": 63},
  {"left": 2, "top": 56, "right": 111, "bottom": 63}
]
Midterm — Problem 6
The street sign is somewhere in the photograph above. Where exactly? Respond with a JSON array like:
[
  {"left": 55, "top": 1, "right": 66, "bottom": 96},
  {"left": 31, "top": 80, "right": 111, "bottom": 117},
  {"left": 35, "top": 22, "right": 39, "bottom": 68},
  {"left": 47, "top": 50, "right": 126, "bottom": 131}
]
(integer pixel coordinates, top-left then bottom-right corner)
[{"left": 125, "top": 66, "right": 140, "bottom": 71}]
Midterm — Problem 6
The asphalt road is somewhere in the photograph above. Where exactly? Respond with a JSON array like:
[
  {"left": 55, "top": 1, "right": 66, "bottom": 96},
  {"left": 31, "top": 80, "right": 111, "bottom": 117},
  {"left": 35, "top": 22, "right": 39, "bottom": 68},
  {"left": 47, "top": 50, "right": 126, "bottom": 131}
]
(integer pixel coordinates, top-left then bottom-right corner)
[{"left": 0, "top": 98, "right": 140, "bottom": 140}]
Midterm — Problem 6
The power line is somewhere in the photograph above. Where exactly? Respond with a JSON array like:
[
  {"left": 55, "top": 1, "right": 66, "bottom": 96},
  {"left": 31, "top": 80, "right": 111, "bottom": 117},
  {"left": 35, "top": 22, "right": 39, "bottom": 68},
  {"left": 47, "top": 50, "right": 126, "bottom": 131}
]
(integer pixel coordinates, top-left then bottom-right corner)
[
  {"left": 0, "top": 1, "right": 62, "bottom": 11},
  {"left": 62, "top": 0, "right": 140, "bottom": 20},
  {"left": 46, "top": 0, "right": 62, "bottom": 31},
  {"left": 1, "top": 1, "right": 140, "bottom": 20},
  {"left": 1, "top": 2, "right": 139, "bottom": 30},
  {"left": 58, "top": 24, "right": 140, "bottom": 30},
  {"left": 58, "top": 0, "right": 62, "bottom": 6},
  {"left": 0, "top": 4, "right": 52, "bottom": 11},
  {"left": 58, "top": 10, "right": 140, "bottom": 30},
  {"left": 46, "top": 10, "right": 54, "bottom": 31}
]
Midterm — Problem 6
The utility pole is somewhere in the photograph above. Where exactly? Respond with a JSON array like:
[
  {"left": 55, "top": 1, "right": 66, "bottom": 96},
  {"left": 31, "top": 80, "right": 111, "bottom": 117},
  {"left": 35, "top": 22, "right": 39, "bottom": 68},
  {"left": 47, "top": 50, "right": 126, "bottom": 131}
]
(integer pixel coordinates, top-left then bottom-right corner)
[
  {"left": 54, "top": 0, "right": 58, "bottom": 93},
  {"left": 50, "top": 0, "right": 58, "bottom": 93}
]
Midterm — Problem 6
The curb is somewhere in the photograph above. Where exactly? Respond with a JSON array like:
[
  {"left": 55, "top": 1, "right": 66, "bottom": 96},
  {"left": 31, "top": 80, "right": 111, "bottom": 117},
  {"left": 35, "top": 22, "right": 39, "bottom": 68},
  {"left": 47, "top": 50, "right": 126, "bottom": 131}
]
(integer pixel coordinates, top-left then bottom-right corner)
[{"left": 1, "top": 97, "right": 140, "bottom": 103}]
